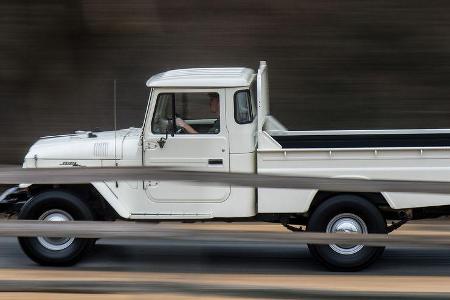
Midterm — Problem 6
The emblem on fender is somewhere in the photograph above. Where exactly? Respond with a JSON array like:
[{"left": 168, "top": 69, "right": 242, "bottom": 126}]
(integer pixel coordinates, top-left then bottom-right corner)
[{"left": 59, "top": 161, "right": 83, "bottom": 167}]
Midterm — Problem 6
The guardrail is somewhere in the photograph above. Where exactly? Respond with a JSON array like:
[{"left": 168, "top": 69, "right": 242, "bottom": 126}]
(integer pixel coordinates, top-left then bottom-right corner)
[
  {"left": 0, "top": 220, "right": 448, "bottom": 247},
  {"left": 1, "top": 166, "right": 450, "bottom": 193}
]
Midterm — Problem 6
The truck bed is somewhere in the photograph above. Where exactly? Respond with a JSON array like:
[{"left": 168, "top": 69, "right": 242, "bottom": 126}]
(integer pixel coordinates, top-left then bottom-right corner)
[{"left": 258, "top": 128, "right": 450, "bottom": 214}]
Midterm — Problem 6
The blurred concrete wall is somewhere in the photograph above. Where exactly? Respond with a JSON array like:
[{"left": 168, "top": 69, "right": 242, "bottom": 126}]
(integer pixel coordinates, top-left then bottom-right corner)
[{"left": 1, "top": 1, "right": 450, "bottom": 163}]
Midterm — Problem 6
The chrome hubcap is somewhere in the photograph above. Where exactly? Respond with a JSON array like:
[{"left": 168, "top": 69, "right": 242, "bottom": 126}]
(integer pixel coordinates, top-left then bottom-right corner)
[
  {"left": 326, "top": 213, "right": 367, "bottom": 255},
  {"left": 37, "top": 209, "right": 74, "bottom": 251}
]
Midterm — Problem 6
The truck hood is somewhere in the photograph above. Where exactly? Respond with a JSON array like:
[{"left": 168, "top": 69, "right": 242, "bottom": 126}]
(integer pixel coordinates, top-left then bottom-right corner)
[{"left": 24, "top": 127, "right": 141, "bottom": 161}]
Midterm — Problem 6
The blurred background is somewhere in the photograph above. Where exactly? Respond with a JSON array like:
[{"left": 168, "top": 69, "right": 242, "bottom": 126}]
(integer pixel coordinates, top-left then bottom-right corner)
[{"left": 1, "top": 0, "right": 450, "bottom": 164}]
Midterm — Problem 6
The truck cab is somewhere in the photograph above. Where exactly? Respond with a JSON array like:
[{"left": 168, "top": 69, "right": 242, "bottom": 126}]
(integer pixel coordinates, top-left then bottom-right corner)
[{"left": 137, "top": 66, "right": 259, "bottom": 219}]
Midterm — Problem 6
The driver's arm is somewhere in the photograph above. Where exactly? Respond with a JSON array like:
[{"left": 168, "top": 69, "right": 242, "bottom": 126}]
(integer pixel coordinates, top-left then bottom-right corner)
[{"left": 176, "top": 117, "right": 198, "bottom": 134}]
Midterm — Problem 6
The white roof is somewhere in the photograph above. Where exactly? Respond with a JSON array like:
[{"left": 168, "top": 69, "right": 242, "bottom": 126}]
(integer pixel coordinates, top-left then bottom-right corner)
[{"left": 146, "top": 67, "right": 255, "bottom": 88}]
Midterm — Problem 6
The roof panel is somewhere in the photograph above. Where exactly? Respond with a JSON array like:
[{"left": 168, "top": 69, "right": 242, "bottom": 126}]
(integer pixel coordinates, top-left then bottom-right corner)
[{"left": 146, "top": 67, "right": 256, "bottom": 87}]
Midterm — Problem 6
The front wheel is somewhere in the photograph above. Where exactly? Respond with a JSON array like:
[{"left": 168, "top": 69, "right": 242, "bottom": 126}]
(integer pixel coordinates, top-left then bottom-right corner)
[
  {"left": 307, "top": 195, "right": 387, "bottom": 271},
  {"left": 18, "top": 190, "right": 95, "bottom": 266}
]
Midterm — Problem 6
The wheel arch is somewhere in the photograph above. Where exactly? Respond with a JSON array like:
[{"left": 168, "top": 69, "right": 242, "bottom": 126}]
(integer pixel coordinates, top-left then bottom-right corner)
[
  {"left": 308, "top": 191, "right": 392, "bottom": 217},
  {"left": 24, "top": 183, "right": 124, "bottom": 220}
]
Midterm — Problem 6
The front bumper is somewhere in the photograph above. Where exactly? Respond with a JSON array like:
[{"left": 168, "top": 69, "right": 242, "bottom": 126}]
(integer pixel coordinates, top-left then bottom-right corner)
[{"left": 0, "top": 186, "right": 29, "bottom": 214}]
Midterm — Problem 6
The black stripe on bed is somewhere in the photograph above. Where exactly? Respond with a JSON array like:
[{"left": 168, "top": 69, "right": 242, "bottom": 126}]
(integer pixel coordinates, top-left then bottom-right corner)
[{"left": 272, "top": 133, "right": 450, "bottom": 149}]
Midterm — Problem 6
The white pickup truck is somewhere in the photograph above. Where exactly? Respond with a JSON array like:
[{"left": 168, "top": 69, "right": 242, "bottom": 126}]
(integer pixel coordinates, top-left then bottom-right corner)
[{"left": 3, "top": 61, "right": 450, "bottom": 271}]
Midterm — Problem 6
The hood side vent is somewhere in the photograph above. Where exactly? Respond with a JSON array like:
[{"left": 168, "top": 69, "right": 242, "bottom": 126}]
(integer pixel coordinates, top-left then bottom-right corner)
[{"left": 94, "top": 142, "right": 109, "bottom": 157}]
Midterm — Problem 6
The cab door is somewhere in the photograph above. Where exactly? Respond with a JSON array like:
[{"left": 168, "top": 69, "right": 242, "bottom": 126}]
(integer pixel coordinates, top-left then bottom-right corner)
[{"left": 142, "top": 89, "right": 230, "bottom": 206}]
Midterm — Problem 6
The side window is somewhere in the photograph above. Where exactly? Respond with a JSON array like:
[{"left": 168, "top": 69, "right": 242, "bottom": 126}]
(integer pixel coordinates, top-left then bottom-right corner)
[
  {"left": 250, "top": 82, "right": 257, "bottom": 119},
  {"left": 234, "top": 90, "right": 254, "bottom": 124},
  {"left": 152, "top": 92, "right": 220, "bottom": 134}
]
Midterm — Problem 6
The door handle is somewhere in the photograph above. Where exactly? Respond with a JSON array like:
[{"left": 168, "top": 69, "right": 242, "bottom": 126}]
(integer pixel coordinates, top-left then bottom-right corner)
[{"left": 208, "top": 159, "right": 223, "bottom": 165}]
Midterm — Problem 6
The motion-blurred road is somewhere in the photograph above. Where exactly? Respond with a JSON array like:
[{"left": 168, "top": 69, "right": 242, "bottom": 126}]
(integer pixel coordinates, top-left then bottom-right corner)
[{"left": 0, "top": 222, "right": 449, "bottom": 299}]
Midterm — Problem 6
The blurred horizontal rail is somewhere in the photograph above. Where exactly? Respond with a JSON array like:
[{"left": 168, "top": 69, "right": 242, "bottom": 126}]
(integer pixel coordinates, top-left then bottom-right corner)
[
  {"left": 0, "top": 279, "right": 446, "bottom": 299},
  {"left": 2, "top": 220, "right": 450, "bottom": 247},
  {"left": 2, "top": 166, "right": 450, "bottom": 194}
]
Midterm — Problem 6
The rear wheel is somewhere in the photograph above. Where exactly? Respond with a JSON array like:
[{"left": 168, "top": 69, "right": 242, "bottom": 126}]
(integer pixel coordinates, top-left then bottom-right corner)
[
  {"left": 18, "top": 190, "right": 95, "bottom": 266},
  {"left": 307, "top": 195, "right": 386, "bottom": 271}
]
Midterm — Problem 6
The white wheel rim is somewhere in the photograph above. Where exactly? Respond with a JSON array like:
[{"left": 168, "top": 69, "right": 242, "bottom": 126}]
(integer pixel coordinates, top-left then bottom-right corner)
[
  {"left": 37, "top": 209, "right": 75, "bottom": 251},
  {"left": 326, "top": 213, "right": 368, "bottom": 255}
]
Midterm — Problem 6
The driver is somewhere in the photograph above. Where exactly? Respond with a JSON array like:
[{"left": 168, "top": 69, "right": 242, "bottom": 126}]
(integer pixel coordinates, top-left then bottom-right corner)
[{"left": 175, "top": 93, "right": 220, "bottom": 134}]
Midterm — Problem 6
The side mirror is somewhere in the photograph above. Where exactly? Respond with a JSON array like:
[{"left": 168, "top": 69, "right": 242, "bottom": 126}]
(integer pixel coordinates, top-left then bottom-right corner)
[{"left": 157, "top": 137, "right": 166, "bottom": 148}]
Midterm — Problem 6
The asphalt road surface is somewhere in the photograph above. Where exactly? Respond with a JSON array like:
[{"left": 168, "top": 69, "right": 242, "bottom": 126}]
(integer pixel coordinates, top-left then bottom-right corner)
[{"left": 0, "top": 223, "right": 449, "bottom": 299}]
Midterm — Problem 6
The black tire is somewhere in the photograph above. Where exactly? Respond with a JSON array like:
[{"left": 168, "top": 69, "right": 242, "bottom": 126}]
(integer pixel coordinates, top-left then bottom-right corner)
[
  {"left": 307, "top": 194, "right": 386, "bottom": 271},
  {"left": 18, "top": 190, "right": 95, "bottom": 266}
]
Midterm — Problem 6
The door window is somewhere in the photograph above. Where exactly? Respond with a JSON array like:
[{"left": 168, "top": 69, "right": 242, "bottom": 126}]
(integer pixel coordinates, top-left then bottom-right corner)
[{"left": 151, "top": 92, "right": 220, "bottom": 134}]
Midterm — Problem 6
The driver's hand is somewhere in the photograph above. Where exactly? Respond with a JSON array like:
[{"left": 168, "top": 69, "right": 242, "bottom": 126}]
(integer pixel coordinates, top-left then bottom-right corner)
[
  {"left": 175, "top": 117, "right": 187, "bottom": 128},
  {"left": 175, "top": 117, "right": 198, "bottom": 134}
]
